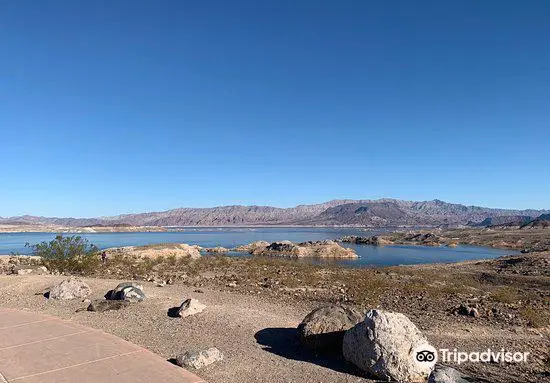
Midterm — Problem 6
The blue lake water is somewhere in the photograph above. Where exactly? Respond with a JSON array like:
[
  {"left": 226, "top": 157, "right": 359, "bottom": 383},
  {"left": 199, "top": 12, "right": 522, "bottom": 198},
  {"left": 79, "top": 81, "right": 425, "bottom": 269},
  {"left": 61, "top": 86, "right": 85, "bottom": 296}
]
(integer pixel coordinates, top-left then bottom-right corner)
[{"left": 0, "top": 227, "right": 513, "bottom": 267}]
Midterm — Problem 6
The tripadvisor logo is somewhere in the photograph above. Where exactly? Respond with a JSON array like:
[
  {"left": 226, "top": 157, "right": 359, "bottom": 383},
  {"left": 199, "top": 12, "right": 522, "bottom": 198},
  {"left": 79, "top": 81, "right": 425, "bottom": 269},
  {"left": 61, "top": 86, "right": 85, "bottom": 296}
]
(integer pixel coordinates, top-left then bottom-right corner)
[
  {"left": 440, "top": 348, "right": 530, "bottom": 365},
  {"left": 411, "top": 344, "right": 438, "bottom": 368},
  {"left": 411, "top": 345, "right": 530, "bottom": 366}
]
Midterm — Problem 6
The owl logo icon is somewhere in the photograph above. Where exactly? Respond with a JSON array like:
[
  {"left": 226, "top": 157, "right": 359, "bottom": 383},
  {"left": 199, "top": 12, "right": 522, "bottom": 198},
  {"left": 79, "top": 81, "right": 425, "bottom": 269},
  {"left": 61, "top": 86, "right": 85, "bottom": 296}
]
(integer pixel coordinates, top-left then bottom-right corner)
[{"left": 412, "top": 344, "right": 438, "bottom": 367}]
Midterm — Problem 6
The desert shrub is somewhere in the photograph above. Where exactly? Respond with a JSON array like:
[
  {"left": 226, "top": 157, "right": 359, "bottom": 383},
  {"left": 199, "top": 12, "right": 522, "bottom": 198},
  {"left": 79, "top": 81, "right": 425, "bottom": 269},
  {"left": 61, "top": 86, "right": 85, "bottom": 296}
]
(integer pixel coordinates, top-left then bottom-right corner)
[
  {"left": 28, "top": 235, "right": 100, "bottom": 274},
  {"left": 491, "top": 286, "right": 521, "bottom": 303},
  {"left": 521, "top": 307, "right": 550, "bottom": 328}
]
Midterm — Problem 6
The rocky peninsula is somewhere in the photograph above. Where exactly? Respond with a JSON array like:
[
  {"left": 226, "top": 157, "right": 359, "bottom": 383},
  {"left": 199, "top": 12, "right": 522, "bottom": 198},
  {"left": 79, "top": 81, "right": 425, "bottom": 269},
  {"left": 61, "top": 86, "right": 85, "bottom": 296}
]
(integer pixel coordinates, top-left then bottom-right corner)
[
  {"left": 339, "top": 227, "right": 550, "bottom": 253},
  {"left": 238, "top": 240, "right": 357, "bottom": 258},
  {"left": 101, "top": 240, "right": 358, "bottom": 261}
]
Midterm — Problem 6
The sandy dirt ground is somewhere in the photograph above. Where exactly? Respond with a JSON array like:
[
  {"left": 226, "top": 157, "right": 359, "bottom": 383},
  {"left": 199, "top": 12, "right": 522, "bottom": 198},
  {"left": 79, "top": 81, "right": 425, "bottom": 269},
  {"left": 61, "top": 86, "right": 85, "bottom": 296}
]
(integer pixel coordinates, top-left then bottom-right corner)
[{"left": 0, "top": 274, "right": 547, "bottom": 383}]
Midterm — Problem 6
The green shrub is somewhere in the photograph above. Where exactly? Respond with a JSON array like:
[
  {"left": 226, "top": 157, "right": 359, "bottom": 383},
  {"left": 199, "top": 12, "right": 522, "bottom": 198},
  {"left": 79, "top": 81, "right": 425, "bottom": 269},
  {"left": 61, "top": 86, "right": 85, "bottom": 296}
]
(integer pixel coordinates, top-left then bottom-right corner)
[{"left": 28, "top": 235, "right": 101, "bottom": 274}]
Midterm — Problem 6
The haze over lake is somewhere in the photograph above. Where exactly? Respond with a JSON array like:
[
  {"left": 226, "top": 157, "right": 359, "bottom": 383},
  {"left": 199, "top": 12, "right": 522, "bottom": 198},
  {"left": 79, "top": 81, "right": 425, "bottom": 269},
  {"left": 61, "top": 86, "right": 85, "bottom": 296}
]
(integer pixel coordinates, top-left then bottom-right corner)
[{"left": 0, "top": 228, "right": 512, "bottom": 267}]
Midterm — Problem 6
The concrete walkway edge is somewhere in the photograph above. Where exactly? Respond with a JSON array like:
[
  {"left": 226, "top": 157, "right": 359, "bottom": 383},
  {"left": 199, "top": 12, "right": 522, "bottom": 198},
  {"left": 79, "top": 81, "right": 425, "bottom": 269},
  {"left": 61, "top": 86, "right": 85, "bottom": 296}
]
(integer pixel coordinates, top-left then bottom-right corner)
[{"left": 0, "top": 307, "right": 206, "bottom": 383}]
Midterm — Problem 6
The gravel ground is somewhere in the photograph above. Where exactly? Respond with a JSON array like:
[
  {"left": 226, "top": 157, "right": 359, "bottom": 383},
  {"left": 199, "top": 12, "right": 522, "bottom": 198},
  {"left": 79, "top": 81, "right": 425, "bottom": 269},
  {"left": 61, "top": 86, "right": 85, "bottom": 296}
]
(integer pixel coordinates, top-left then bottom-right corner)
[
  {"left": 0, "top": 275, "right": 365, "bottom": 383},
  {"left": 0, "top": 274, "right": 548, "bottom": 383}
]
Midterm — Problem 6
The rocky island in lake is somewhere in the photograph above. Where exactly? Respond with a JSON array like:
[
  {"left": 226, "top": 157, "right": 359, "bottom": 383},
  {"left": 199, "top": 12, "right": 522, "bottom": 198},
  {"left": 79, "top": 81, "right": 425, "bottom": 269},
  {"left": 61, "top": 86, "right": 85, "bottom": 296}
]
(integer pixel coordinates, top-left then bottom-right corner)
[{"left": 238, "top": 240, "right": 358, "bottom": 258}]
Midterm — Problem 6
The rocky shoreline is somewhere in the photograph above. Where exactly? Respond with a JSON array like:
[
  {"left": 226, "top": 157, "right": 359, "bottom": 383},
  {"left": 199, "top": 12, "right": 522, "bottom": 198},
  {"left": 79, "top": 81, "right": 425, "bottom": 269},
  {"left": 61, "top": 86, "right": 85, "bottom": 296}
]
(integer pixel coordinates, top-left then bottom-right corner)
[{"left": 338, "top": 227, "right": 550, "bottom": 253}]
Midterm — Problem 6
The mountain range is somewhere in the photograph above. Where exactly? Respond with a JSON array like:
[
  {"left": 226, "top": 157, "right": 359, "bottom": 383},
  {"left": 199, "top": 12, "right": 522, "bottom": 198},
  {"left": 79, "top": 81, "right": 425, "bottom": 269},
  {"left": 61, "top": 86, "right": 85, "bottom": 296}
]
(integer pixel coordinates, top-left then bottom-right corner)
[{"left": 1, "top": 199, "right": 548, "bottom": 228}]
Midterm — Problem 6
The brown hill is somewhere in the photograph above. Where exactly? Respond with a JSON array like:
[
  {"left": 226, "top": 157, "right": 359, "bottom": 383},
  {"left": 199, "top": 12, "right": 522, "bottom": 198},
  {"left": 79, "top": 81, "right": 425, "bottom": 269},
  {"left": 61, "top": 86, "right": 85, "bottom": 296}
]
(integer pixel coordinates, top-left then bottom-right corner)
[{"left": 521, "top": 214, "right": 550, "bottom": 228}]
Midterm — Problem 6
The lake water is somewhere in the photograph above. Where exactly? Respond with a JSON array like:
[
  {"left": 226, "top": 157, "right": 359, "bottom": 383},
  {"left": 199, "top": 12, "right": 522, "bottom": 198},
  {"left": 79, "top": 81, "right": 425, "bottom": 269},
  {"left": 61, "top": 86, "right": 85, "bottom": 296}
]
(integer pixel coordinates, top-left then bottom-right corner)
[{"left": 0, "top": 227, "right": 513, "bottom": 267}]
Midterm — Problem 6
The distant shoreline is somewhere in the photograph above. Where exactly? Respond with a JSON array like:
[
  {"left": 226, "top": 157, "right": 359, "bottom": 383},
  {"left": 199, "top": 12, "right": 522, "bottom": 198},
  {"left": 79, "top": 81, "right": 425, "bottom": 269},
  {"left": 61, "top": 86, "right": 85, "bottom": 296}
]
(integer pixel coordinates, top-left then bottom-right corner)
[
  {"left": 0, "top": 224, "right": 437, "bottom": 234},
  {"left": 0, "top": 224, "right": 169, "bottom": 234}
]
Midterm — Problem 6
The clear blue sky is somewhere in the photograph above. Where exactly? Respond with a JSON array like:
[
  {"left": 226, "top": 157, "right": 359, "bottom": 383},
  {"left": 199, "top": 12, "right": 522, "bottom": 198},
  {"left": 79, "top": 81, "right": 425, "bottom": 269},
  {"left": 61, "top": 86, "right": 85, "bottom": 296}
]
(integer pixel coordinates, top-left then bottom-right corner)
[{"left": 1, "top": 0, "right": 549, "bottom": 217}]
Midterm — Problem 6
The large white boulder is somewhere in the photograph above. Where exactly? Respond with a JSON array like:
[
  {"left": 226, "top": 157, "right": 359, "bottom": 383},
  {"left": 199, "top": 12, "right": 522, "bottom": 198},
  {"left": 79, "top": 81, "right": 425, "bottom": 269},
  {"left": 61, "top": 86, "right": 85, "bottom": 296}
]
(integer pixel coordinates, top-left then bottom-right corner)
[
  {"left": 428, "top": 366, "right": 471, "bottom": 383},
  {"left": 49, "top": 278, "right": 91, "bottom": 300},
  {"left": 342, "top": 309, "right": 434, "bottom": 383}
]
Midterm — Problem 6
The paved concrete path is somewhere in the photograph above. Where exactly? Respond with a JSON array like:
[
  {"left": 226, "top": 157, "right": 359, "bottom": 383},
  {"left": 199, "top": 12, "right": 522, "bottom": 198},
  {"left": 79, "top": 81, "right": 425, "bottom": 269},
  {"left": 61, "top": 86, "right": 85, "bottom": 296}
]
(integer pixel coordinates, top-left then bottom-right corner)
[{"left": 0, "top": 307, "right": 205, "bottom": 383}]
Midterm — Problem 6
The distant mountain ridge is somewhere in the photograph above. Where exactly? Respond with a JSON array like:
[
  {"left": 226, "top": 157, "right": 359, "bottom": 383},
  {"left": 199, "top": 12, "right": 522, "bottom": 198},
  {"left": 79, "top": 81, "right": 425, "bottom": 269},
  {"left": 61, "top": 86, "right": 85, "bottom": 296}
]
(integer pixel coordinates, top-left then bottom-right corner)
[{"left": 1, "top": 199, "right": 548, "bottom": 228}]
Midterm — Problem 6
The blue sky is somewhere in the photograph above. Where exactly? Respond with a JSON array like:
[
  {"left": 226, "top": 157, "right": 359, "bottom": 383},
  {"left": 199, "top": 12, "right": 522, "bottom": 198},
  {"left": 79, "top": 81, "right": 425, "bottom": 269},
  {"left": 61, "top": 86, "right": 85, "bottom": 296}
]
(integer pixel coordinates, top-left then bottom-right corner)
[{"left": 1, "top": 0, "right": 549, "bottom": 217}]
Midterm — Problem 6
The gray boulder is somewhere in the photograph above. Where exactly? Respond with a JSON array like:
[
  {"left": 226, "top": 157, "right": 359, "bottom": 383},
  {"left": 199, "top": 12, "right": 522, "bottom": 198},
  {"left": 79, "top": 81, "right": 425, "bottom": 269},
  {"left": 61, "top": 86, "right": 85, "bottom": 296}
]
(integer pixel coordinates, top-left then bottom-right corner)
[
  {"left": 297, "top": 305, "right": 364, "bottom": 353},
  {"left": 119, "top": 286, "right": 145, "bottom": 302},
  {"left": 343, "top": 309, "right": 434, "bottom": 383},
  {"left": 109, "top": 282, "right": 145, "bottom": 302},
  {"left": 49, "top": 278, "right": 91, "bottom": 300},
  {"left": 176, "top": 347, "right": 223, "bottom": 369},
  {"left": 176, "top": 298, "right": 206, "bottom": 318},
  {"left": 87, "top": 299, "right": 130, "bottom": 312},
  {"left": 428, "top": 366, "right": 472, "bottom": 383}
]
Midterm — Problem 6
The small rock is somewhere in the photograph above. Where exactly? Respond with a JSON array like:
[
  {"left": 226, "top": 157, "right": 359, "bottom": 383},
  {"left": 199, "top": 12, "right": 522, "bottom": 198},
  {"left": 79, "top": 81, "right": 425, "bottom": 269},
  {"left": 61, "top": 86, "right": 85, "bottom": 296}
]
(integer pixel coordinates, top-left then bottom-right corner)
[
  {"left": 457, "top": 304, "right": 470, "bottom": 316},
  {"left": 428, "top": 365, "right": 471, "bottom": 383},
  {"left": 469, "top": 307, "right": 480, "bottom": 318},
  {"left": 176, "top": 298, "right": 206, "bottom": 318},
  {"left": 176, "top": 348, "right": 223, "bottom": 369},
  {"left": 227, "top": 281, "right": 237, "bottom": 288},
  {"left": 35, "top": 288, "right": 50, "bottom": 296},
  {"left": 15, "top": 268, "right": 33, "bottom": 276},
  {"left": 49, "top": 278, "right": 91, "bottom": 300},
  {"left": 109, "top": 282, "right": 145, "bottom": 302},
  {"left": 453, "top": 303, "right": 481, "bottom": 318},
  {"left": 120, "top": 286, "right": 145, "bottom": 302}
]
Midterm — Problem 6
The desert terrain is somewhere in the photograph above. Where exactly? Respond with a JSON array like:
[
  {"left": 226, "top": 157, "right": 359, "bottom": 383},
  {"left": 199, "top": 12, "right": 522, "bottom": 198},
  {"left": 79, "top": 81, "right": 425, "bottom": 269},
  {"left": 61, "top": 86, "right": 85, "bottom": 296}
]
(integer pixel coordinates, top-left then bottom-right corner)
[{"left": 0, "top": 228, "right": 548, "bottom": 382}]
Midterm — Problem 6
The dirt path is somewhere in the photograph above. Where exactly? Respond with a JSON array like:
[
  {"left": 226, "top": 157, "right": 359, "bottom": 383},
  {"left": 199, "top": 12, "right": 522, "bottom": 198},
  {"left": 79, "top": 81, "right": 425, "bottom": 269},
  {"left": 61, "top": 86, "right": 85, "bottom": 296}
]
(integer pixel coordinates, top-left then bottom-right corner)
[{"left": 0, "top": 275, "right": 547, "bottom": 383}]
